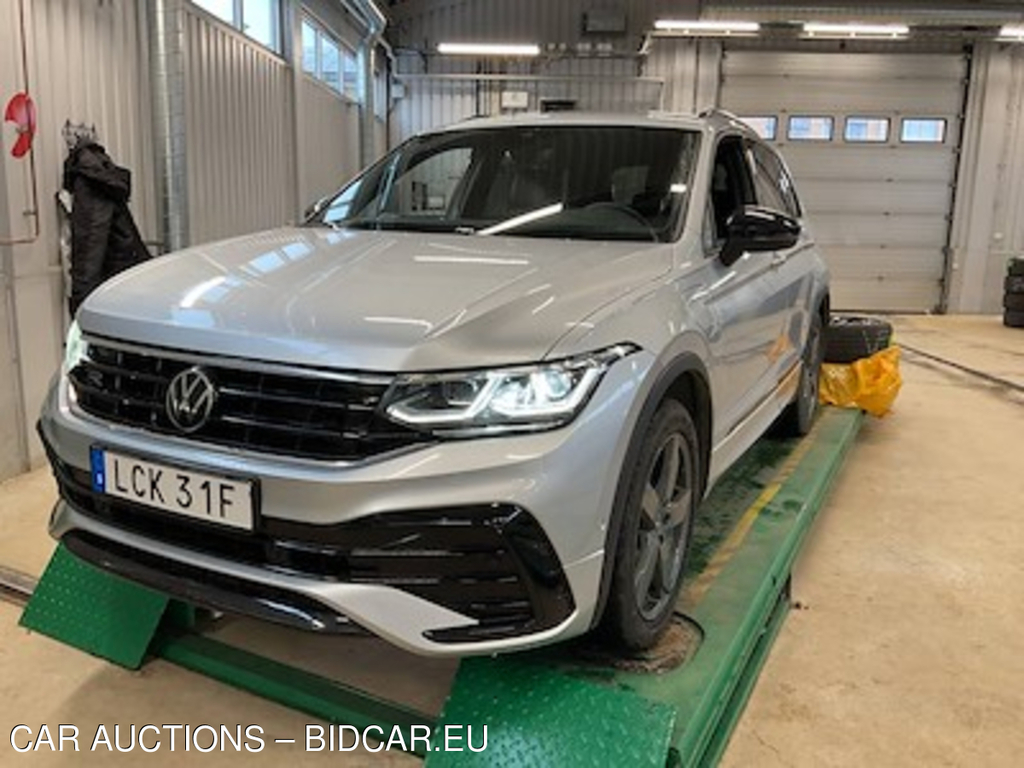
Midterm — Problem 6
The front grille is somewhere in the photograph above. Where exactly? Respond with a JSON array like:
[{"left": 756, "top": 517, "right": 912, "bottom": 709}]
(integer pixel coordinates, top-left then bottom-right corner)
[
  {"left": 48, "top": 454, "right": 574, "bottom": 643},
  {"left": 70, "top": 340, "right": 424, "bottom": 461}
]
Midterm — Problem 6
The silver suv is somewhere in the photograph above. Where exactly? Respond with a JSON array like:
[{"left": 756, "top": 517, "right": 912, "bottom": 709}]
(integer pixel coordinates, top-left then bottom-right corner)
[{"left": 40, "top": 112, "right": 828, "bottom": 656}]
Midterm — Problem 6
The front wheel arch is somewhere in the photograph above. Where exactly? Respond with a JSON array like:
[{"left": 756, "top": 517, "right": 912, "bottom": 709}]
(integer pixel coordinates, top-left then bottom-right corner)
[{"left": 590, "top": 353, "right": 712, "bottom": 630}]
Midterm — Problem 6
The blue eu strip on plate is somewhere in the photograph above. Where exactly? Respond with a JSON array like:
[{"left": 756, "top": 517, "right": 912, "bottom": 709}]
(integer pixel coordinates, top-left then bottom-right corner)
[{"left": 90, "top": 446, "right": 106, "bottom": 493}]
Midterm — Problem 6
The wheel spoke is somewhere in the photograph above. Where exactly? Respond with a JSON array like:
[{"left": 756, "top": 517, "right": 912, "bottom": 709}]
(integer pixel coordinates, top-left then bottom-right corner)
[
  {"left": 656, "top": 436, "right": 682, "bottom": 503},
  {"left": 665, "top": 488, "right": 693, "bottom": 526},
  {"left": 634, "top": 532, "right": 660, "bottom": 603},
  {"left": 657, "top": 534, "right": 677, "bottom": 591},
  {"left": 641, "top": 484, "right": 660, "bottom": 527}
]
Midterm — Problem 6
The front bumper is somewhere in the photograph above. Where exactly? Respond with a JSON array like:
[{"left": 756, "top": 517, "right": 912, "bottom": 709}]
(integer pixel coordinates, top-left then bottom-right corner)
[{"left": 40, "top": 351, "right": 653, "bottom": 656}]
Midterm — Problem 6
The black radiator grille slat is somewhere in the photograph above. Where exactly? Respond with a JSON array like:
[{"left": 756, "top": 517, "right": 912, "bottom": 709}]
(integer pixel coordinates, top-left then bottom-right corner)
[{"left": 70, "top": 341, "right": 425, "bottom": 461}]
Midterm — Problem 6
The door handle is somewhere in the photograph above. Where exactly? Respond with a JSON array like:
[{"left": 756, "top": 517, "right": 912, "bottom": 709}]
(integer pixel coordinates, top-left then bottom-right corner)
[{"left": 770, "top": 254, "right": 787, "bottom": 268}]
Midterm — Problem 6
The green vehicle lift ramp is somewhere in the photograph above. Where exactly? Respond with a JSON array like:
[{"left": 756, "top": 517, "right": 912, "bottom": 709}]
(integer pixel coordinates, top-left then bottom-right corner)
[{"left": 20, "top": 407, "right": 862, "bottom": 766}]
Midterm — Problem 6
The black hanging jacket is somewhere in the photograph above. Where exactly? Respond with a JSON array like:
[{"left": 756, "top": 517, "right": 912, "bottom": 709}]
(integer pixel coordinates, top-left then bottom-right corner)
[{"left": 63, "top": 141, "right": 151, "bottom": 315}]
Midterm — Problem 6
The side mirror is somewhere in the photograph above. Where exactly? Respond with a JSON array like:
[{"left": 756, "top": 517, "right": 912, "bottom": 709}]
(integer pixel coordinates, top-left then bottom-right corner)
[{"left": 720, "top": 206, "right": 801, "bottom": 267}]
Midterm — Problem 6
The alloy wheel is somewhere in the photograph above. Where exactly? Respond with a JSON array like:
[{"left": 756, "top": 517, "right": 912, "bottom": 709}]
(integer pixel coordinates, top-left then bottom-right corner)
[{"left": 634, "top": 432, "right": 693, "bottom": 620}]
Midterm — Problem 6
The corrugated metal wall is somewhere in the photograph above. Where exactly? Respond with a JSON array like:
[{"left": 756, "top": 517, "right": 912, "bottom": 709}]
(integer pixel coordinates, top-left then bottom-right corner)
[
  {"left": 0, "top": 0, "right": 155, "bottom": 474},
  {"left": 299, "top": 78, "right": 362, "bottom": 206},
  {"left": 182, "top": 6, "right": 296, "bottom": 244}
]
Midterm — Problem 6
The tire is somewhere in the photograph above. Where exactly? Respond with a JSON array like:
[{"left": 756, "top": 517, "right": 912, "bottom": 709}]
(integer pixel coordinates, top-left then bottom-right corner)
[
  {"left": 778, "top": 312, "right": 824, "bottom": 436},
  {"left": 1005, "top": 275, "right": 1024, "bottom": 294},
  {"left": 1003, "top": 293, "right": 1024, "bottom": 312},
  {"left": 600, "top": 399, "right": 700, "bottom": 651},
  {"left": 823, "top": 315, "right": 893, "bottom": 364},
  {"left": 1005, "top": 310, "right": 1024, "bottom": 328},
  {"left": 1009, "top": 258, "right": 1024, "bottom": 278}
]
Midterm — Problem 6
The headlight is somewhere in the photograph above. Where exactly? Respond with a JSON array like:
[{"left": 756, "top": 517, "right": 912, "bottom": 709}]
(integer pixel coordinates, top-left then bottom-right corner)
[
  {"left": 384, "top": 344, "right": 637, "bottom": 436},
  {"left": 63, "top": 320, "right": 88, "bottom": 371}
]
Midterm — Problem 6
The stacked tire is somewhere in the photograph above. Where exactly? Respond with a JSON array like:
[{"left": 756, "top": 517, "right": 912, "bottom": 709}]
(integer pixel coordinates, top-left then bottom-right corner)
[
  {"left": 823, "top": 315, "right": 894, "bottom": 363},
  {"left": 1006, "top": 257, "right": 1024, "bottom": 329}
]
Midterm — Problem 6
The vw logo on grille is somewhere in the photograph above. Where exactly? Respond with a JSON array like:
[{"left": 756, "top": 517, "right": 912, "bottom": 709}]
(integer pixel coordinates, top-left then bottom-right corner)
[{"left": 165, "top": 366, "right": 217, "bottom": 433}]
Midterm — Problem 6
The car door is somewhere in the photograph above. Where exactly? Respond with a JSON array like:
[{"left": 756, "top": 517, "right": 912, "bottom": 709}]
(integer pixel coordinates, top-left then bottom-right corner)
[
  {"left": 698, "top": 135, "right": 786, "bottom": 449},
  {"left": 745, "top": 140, "right": 815, "bottom": 390}
]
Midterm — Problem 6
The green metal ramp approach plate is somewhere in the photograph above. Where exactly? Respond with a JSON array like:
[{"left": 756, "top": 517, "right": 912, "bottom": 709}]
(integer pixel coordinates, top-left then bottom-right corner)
[
  {"left": 425, "top": 656, "right": 675, "bottom": 768},
  {"left": 20, "top": 544, "right": 169, "bottom": 669}
]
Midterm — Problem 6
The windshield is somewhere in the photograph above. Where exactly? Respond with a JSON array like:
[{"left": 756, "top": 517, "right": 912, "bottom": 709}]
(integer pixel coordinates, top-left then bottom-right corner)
[{"left": 310, "top": 125, "right": 701, "bottom": 242}]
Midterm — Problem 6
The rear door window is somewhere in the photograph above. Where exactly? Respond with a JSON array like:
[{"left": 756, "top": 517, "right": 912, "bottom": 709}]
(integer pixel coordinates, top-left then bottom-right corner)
[{"left": 747, "top": 142, "right": 802, "bottom": 218}]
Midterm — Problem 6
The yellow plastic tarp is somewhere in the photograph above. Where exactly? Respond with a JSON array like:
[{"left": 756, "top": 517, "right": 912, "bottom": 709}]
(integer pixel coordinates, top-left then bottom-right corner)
[{"left": 819, "top": 345, "right": 902, "bottom": 417}]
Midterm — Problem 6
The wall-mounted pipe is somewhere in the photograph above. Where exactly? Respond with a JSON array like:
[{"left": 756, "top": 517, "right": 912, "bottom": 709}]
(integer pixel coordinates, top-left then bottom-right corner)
[
  {"left": 148, "top": 0, "right": 190, "bottom": 253},
  {"left": 0, "top": 0, "right": 40, "bottom": 247},
  {"left": 343, "top": 0, "right": 387, "bottom": 166}
]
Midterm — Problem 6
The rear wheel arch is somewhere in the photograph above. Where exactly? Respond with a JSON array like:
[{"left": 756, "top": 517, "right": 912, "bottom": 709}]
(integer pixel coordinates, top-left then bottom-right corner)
[
  {"left": 818, "top": 291, "right": 831, "bottom": 327},
  {"left": 591, "top": 352, "right": 713, "bottom": 629}
]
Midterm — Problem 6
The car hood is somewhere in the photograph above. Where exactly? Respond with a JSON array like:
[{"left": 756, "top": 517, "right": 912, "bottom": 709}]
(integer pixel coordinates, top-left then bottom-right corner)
[{"left": 79, "top": 227, "right": 669, "bottom": 371}]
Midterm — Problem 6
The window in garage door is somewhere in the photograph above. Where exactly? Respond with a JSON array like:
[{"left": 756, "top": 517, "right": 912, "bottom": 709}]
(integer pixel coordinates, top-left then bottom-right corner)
[
  {"left": 845, "top": 117, "right": 890, "bottom": 143},
  {"left": 901, "top": 118, "right": 947, "bottom": 143},
  {"left": 721, "top": 50, "right": 967, "bottom": 312}
]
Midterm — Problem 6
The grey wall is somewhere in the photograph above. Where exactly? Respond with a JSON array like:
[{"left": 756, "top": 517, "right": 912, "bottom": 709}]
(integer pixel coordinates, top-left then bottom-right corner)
[{"left": 299, "top": 78, "right": 362, "bottom": 205}]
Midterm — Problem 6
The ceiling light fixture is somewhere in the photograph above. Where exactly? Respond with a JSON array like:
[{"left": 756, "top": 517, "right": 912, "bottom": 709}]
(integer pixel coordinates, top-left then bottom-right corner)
[
  {"left": 803, "top": 22, "right": 910, "bottom": 39},
  {"left": 436, "top": 42, "right": 540, "bottom": 57},
  {"left": 997, "top": 25, "right": 1024, "bottom": 42},
  {"left": 653, "top": 20, "right": 760, "bottom": 37}
]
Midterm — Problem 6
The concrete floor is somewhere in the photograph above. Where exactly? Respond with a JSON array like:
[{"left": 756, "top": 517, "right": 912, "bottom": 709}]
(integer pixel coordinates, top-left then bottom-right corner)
[
  {"left": 1, "top": 315, "right": 1022, "bottom": 765},
  {"left": 723, "top": 315, "right": 1024, "bottom": 767}
]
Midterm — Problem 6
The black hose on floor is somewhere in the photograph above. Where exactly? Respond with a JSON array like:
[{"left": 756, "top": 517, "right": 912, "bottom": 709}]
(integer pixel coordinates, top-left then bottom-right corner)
[{"left": 900, "top": 343, "right": 1024, "bottom": 395}]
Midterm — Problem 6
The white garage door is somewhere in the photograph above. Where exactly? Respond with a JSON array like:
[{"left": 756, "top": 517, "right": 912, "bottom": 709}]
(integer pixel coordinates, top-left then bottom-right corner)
[{"left": 721, "top": 50, "right": 967, "bottom": 312}]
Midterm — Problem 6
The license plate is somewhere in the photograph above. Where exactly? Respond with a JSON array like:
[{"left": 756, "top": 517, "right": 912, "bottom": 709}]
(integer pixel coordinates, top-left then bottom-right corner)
[{"left": 90, "top": 447, "right": 255, "bottom": 531}]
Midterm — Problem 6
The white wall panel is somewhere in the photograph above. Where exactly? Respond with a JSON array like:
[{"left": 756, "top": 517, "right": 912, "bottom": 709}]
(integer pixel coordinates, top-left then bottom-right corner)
[
  {"left": 183, "top": 6, "right": 295, "bottom": 244},
  {"left": 299, "top": 78, "right": 361, "bottom": 208},
  {"left": 0, "top": 0, "right": 155, "bottom": 473}
]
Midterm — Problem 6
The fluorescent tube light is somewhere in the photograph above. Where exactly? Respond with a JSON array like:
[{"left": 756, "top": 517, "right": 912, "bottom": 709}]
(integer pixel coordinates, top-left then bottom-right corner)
[
  {"left": 654, "top": 20, "right": 760, "bottom": 36},
  {"left": 997, "top": 25, "right": 1024, "bottom": 41},
  {"left": 803, "top": 22, "right": 910, "bottom": 38},
  {"left": 437, "top": 42, "right": 540, "bottom": 57}
]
